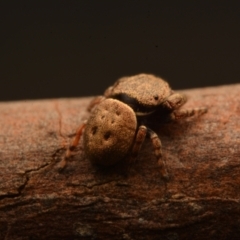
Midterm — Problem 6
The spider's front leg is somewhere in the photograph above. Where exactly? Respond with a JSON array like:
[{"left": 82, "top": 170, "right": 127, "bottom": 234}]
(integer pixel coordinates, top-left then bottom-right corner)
[
  {"left": 163, "top": 92, "right": 207, "bottom": 120},
  {"left": 87, "top": 96, "right": 106, "bottom": 112},
  {"left": 162, "top": 93, "right": 187, "bottom": 111},
  {"left": 170, "top": 107, "right": 208, "bottom": 120}
]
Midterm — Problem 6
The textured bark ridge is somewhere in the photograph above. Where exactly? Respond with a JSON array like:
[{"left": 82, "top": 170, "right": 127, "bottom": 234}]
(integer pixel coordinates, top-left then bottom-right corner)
[{"left": 0, "top": 84, "right": 240, "bottom": 240}]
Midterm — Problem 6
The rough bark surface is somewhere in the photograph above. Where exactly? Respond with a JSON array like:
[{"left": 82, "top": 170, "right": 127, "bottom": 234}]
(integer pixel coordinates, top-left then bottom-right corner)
[{"left": 0, "top": 84, "right": 240, "bottom": 240}]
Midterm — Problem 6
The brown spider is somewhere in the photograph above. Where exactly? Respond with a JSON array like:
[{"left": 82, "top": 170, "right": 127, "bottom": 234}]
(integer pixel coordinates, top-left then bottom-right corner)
[{"left": 63, "top": 74, "right": 207, "bottom": 179}]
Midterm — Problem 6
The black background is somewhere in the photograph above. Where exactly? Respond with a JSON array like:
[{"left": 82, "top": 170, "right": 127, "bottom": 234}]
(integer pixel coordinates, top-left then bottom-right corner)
[{"left": 1, "top": 1, "right": 240, "bottom": 101}]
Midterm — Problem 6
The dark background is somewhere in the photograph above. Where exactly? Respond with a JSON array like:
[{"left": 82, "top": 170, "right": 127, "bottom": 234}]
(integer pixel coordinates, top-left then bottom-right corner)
[{"left": 1, "top": 1, "right": 240, "bottom": 101}]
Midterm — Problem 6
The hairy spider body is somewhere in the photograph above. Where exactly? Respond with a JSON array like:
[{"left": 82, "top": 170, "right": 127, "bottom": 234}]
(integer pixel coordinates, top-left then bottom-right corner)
[
  {"left": 64, "top": 74, "right": 207, "bottom": 179},
  {"left": 83, "top": 98, "right": 137, "bottom": 166},
  {"left": 104, "top": 74, "right": 172, "bottom": 116}
]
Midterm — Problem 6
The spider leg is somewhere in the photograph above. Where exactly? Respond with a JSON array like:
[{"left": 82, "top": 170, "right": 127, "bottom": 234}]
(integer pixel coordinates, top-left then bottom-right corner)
[
  {"left": 87, "top": 96, "right": 106, "bottom": 112},
  {"left": 129, "top": 125, "right": 147, "bottom": 164},
  {"left": 148, "top": 128, "right": 169, "bottom": 179},
  {"left": 170, "top": 107, "right": 207, "bottom": 120},
  {"left": 129, "top": 126, "right": 168, "bottom": 179},
  {"left": 162, "top": 93, "right": 187, "bottom": 110},
  {"left": 59, "top": 122, "right": 86, "bottom": 170}
]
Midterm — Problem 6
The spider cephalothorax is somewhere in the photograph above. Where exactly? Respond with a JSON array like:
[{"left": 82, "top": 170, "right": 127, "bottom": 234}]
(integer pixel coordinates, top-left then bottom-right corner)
[{"left": 64, "top": 74, "right": 207, "bottom": 179}]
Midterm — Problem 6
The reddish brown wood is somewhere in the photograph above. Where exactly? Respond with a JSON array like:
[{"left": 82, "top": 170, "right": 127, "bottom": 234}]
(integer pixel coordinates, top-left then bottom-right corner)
[{"left": 0, "top": 84, "right": 240, "bottom": 239}]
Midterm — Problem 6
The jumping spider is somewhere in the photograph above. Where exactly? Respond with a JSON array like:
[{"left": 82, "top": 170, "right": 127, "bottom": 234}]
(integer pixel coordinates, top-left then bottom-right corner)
[{"left": 64, "top": 74, "right": 207, "bottom": 178}]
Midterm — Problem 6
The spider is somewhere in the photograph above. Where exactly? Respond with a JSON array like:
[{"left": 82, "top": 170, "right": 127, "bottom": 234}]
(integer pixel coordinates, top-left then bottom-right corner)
[{"left": 63, "top": 74, "right": 207, "bottom": 179}]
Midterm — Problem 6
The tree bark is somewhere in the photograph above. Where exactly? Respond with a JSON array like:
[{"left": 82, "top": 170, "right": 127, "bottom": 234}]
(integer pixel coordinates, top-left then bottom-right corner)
[{"left": 0, "top": 84, "right": 240, "bottom": 240}]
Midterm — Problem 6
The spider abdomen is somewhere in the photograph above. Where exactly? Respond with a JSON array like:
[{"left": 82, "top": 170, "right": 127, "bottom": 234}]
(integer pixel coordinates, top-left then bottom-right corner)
[{"left": 83, "top": 99, "right": 137, "bottom": 166}]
